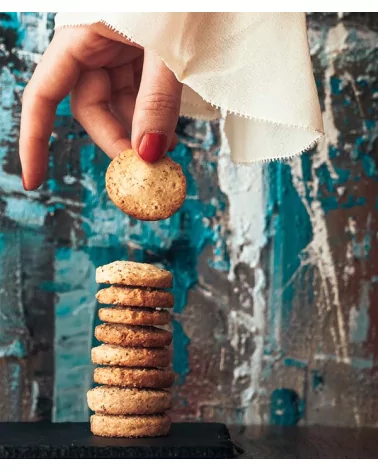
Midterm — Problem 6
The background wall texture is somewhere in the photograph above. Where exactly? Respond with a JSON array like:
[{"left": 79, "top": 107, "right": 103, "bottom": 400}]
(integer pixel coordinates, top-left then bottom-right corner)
[{"left": 0, "top": 12, "right": 377, "bottom": 426}]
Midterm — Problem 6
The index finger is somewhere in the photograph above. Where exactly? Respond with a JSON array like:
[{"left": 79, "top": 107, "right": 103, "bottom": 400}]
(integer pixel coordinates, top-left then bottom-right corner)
[{"left": 20, "top": 31, "right": 81, "bottom": 190}]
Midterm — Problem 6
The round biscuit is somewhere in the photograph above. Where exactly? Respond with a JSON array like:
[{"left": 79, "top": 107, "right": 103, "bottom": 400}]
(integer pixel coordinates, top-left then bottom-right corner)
[
  {"left": 98, "top": 306, "right": 170, "bottom": 325},
  {"left": 94, "top": 324, "right": 172, "bottom": 348},
  {"left": 91, "top": 344, "right": 171, "bottom": 368},
  {"left": 96, "top": 261, "right": 172, "bottom": 288},
  {"left": 87, "top": 386, "right": 172, "bottom": 415},
  {"left": 96, "top": 286, "right": 174, "bottom": 308},
  {"left": 94, "top": 367, "right": 175, "bottom": 388},
  {"left": 106, "top": 150, "right": 186, "bottom": 221},
  {"left": 90, "top": 413, "right": 171, "bottom": 438}
]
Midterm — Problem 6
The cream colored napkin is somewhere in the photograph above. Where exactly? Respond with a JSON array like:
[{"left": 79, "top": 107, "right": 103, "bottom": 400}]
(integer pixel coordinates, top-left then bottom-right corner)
[{"left": 55, "top": 12, "right": 324, "bottom": 164}]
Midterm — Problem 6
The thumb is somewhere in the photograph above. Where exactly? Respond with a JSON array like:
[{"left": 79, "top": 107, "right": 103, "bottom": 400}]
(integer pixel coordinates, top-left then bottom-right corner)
[{"left": 132, "top": 50, "right": 183, "bottom": 163}]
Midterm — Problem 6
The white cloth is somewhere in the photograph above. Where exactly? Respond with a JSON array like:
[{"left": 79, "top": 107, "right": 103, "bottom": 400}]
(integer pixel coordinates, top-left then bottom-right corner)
[{"left": 55, "top": 12, "right": 324, "bottom": 164}]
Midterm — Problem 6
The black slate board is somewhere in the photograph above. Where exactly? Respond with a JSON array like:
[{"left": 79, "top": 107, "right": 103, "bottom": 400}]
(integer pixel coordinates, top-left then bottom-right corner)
[{"left": 0, "top": 422, "right": 234, "bottom": 459}]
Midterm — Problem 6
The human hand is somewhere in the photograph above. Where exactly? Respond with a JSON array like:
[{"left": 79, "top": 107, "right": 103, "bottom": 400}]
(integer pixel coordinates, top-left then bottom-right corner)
[{"left": 19, "top": 23, "right": 183, "bottom": 190}]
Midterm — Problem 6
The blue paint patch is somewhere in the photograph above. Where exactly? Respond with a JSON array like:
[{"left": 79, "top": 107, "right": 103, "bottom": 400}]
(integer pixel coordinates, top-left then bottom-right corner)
[
  {"left": 361, "top": 154, "right": 377, "bottom": 178},
  {"left": 270, "top": 388, "right": 302, "bottom": 426},
  {"left": 56, "top": 96, "right": 71, "bottom": 117},
  {"left": 283, "top": 357, "right": 307, "bottom": 369},
  {"left": 322, "top": 195, "right": 366, "bottom": 213},
  {"left": 265, "top": 158, "right": 313, "bottom": 350},
  {"left": 4, "top": 197, "right": 48, "bottom": 229},
  {"left": 0, "top": 339, "right": 27, "bottom": 359},
  {"left": 331, "top": 76, "right": 342, "bottom": 95},
  {"left": 0, "top": 12, "right": 20, "bottom": 32},
  {"left": 53, "top": 247, "right": 98, "bottom": 422},
  {"left": 172, "top": 319, "right": 190, "bottom": 384},
  {"left": 365, "top": 119, "right": 376, "bottom": 130}
]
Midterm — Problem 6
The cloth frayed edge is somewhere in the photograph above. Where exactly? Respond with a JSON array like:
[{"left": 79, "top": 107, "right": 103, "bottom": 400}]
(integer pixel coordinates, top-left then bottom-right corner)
[{"left": 219, "top": 134, "right": 323, "bottom": 165}]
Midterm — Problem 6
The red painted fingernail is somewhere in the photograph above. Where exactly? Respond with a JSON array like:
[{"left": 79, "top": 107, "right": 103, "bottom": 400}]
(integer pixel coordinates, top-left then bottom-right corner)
[
  {"left": 138, "top": 132, "right": 167, "bottom": 163},
  {"left": 21, "top": 172, "right": 27, "bottom": 190}
]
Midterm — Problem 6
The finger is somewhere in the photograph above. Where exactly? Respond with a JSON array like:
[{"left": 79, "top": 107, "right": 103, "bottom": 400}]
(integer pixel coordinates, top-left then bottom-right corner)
[
  {"left": 71, "top": 68, "right": 130, "bottom": 158},
  {"left": 20, "top": 31, "right": 81, "bottom": 190},
  {"left": 132, "top": 50, "right": 182, "bottom": 162},
  {"left": 111, "top": 91, "right": 177, "bottom": 150},
  {"left": 108, "top": 63, "right": 136, "bottom": 133},
  {"left": 111, "top": 92, "right": 135, "bottom": 135}
]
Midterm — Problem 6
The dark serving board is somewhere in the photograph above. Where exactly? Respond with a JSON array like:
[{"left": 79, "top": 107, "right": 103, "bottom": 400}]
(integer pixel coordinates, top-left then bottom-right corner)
[{"left": 0, "top": 422, "right": 235, "bottom": 459}]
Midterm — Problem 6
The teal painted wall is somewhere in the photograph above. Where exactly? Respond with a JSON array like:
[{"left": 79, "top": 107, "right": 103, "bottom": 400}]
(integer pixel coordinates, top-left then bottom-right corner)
[{"left": 0, "top": 12, "right": 378, "bottom": 426}]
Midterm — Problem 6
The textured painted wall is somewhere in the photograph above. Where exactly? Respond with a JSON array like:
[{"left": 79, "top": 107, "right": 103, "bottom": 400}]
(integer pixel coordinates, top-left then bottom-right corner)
[{"left": 0, "top": 12, "right": 377, "bottom": 426}]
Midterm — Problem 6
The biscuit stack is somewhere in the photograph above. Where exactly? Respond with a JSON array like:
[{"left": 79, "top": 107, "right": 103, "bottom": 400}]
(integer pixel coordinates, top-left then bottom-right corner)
[{"left": 87, "top": 261, "right": 175, "bottom": 438}]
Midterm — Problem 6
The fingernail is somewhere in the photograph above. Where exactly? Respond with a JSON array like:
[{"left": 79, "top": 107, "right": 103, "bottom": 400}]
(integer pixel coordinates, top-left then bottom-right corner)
[{"left": 138, "top": 132, "right": 167, "bottom": 163}]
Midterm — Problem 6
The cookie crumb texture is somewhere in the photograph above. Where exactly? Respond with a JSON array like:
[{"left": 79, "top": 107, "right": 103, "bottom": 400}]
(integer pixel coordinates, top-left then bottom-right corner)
[
  {"left": 90, "top": 413, "right": 171, "bottom": 438},
  {"left": 96, "top": 261, "right": 173, "bottom": 288},
  {"left": 106, "top": 149, "right": 186, "bottom": 221},
  {"left": 87, "top": 386, "right": 172, "bottom": 415}
]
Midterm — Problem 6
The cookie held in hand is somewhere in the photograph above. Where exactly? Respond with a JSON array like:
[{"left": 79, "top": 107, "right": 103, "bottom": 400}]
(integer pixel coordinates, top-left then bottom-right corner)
[{"left": 106, "top": 149, "right": 186, "bottom": 221}]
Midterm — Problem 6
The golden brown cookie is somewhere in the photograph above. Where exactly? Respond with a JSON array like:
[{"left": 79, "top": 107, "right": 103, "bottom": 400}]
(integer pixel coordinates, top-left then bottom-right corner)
[
  {"left": 105, "top": 149, "right": 186, "bottom": 221},
  {"left": 91, "top": 344, "right": 171, "bottom": 368},
  {"left": 98, "top": 306, "right": 170, "bottom": 326},
  {"left": 87, "top": 386, "right": 172, "bottom": 415},
  {"left": 90, "top": 413, "right": 171, "bottom": 438},
  {"left": 94, "top": 367, "right": 175, "bottom": 389},
  {"left": 96, "top": 261, "right": 173, "bottom": 288},
  {"left": 95, "top": 324, "right": 172, "bottom": 348},
  {"left": 96, "top": 286, "right": 174, "bottom": 308}
]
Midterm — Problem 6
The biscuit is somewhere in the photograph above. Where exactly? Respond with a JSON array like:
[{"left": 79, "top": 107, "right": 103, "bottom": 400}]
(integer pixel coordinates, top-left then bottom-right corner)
[
  {"left": 87, "top": 386, "right": 172, "bottom": 415},
  {"left": 98, "top": 306, "right": 170, "bottom": 326},
  {"left": 91, "top": 344, "right": 170, "bottom": 368},
  {"left": 105, "top": 149, "right": 186, "bottom": 221},
  {"left": 90, "top": 413, "right": 171, "bottom": 438},
  {"left": 96, "top": 261, "right": 173, "bottom": 288},
  {"left": 95, "top": 324, "right": 172, "bottom": 348},
  {"left": 96, "top": 286, "right": 174, "bottom": 308},
  {"left": 94, "top": 367, "right": 175, "bottom": 389}
]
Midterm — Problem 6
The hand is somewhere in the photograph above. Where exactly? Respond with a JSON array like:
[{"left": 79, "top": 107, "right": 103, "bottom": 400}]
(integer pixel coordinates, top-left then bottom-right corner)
[{"left": 19, "top": 23, "right": 183, "bottom": 190}]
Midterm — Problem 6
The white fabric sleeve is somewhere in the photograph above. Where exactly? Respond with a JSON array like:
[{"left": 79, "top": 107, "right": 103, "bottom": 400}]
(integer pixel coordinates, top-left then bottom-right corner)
[{"left": 55, "top": 12, "right": 324, "bottom": 164}]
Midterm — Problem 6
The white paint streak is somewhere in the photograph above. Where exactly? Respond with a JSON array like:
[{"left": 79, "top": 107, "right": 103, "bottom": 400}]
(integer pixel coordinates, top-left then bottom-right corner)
[
  {"left": 344, "top": 217, "right": 356, "bottom": 282},
  {"left": 17, "top": 13, "right": 50, "bottom": 55},
  {"left": 218, "top": 123, "right": 266, "bottom": 423},
  {"left": 289, "top": 23, "right": 350, "bottom": 362},
  {"left": 344, "top": 71, "right": 367, "bottom": 128},
  {"left": 29, "top": 381, "right": 39, "bottom": 420}
]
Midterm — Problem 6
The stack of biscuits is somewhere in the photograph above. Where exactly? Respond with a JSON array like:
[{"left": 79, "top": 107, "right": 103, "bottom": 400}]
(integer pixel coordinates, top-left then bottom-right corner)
[{"left": 87, "top": 261, "right": 175, "bottom": 438}]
